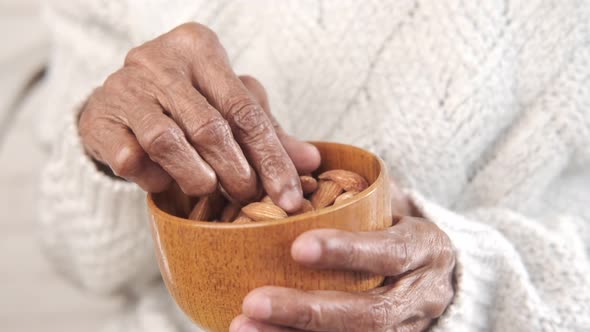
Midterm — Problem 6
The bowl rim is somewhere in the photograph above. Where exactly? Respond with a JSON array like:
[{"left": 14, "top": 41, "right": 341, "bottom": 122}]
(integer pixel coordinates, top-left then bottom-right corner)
[{"left": 146, "top": 141, "right": 387, "bottom": 229}]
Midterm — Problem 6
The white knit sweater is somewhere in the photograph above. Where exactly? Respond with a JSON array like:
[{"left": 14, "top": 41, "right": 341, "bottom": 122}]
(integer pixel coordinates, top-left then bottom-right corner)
[{"left": 36, "top": 0, "right": 590, "bottom": 331}]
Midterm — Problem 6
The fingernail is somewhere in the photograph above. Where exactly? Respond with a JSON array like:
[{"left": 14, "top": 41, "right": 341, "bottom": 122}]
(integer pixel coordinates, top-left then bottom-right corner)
[
  {"left": 277, "top": 188, "right": 302, "bottom": 213},
  {"left": 243, "top": 293, "right": 272, "bottom": 320},
  {"left": 292, "top": 235, "right": 322, "bottom": 264}
]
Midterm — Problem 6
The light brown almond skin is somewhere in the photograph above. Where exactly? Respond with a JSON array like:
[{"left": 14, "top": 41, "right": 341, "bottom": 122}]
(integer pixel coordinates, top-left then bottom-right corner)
[
  {"left": 231, "top": 211, "right": 253, "bottom": 223},
  {"left": 300, "top": 199, "right": 314, "bottom": 213},
  {"left": 232, "top": 213, "right": 253, "bottom": 224},
  {"left": 188, "top": 192, "right": 224, "bottom": 221},
  {"left": 299, "top": 175, "right": 318, "bottom": 195},
  {"left": 242, "top": 202, "right": 288, "bottom": 221},
  {"left": 318, "top": 169, "right": 368, "bottom": 192},
  {"left": 213, "top": 170, "right": 367, "bottom": 222},
  {"left": 188, "top": 191, "right": 225, "bottom": 221},
  {"left": 334, "top": 191, "right": 359, "bottom": 205},
  {"left": 291, "top": 199, "right": 314, "bottom": 216},
  {"left": 188, "top": 199, "right": 210, "bottom": 221},
  {"left": 311, "top": 180, "right": 343, "bottom": 209},
  {"left": 220, "top": 203, "right": 241, "bottom": 222},
  {"left": 261, "top": 195, "right": 274, "bottom": 204}
]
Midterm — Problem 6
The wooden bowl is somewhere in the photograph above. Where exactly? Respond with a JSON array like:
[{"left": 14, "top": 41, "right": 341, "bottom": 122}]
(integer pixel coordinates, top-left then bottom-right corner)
[{"left": 147, "top": 142, "right": 392, "bottom": 332}]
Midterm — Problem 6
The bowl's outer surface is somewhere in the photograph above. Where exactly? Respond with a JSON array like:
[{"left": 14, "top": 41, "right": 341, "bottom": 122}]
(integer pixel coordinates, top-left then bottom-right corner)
[{"left": 147, "top": 142, "right": 392, "bottom": 332}]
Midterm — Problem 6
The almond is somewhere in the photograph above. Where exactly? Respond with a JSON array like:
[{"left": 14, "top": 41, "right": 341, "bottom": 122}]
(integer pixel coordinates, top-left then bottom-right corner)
[
  {"left": 261, "top": 195, "right": 274, "bottom": 204},
  {"left": 299, "top": 199, "right": 315, "bottom": 213},
  {"left": 233, "top": 212, "right": 253, "bottom": 224},
  {"left": 292, "top": 198, "right": 314, "bottom": 215},
  {"left": 318, "top": 170, "right": 368, "bottom": 192},
  {"left": 188, "top": 191, "right": 225, "bottom": 221},
  {"left": 334, "top": 191, "right": 359, "bottom": 205},
  {"left": 220, "top": 203, "right": 241, "bottom": 222},
  {"left": 299, "top": 175, "right": 318, "bottom": 195},
  {"left": 242, "top": 202, "right": 288, "bottom": 221},
  {"left": 311, "top": 180, "right": 343, "bottom": 209},
  {"left": 160, "top": 183, "right": 198, "bottom": 218}
]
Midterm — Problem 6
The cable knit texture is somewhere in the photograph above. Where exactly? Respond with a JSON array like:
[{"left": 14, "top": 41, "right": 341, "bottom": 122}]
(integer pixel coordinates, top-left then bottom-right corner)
[{"left": 37, "top": 0, "right": 590, "bottom": 331}]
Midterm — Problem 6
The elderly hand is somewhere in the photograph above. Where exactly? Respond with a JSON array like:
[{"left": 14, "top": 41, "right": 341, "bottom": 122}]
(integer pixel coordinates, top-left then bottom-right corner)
[
  {"left": 231, "top": 186, "right": 456, "bottom": 332},
  {"left": 78, "top": 22, "right": 320, "bottom": 211}
]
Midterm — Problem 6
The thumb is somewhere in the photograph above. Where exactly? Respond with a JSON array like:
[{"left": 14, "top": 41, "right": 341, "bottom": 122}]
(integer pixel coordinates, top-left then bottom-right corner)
[{"left": 239, "top": 75, "right": 321, "bottom": 174}]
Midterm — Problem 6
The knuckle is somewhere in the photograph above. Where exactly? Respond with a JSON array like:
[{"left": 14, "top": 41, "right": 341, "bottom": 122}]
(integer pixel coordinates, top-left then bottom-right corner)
[
  {"left": 143, "top": 125, "right": 184, "bottom": 155},
  {"left": 366, "top": 297, "right": 395, "bottom": 331},
  {"left": 410, "top": 218, "right": 454, "bottom": 267},
  {"left": 433, "top": 229, "right": 455, "bottom": 268},
  {"left": 424, "top": 288, "right": 453, "bottom": 318},
  {"left": 423, "top": 302, "right": 444, "bottom": 319},
  {"left": 438, "top": 243, "right": 456, "bottom": 269},
  {"left": 124, "top": 45, "right": 184, "bottom": 86},
  {"left": 258, "top": 152, "right": 291, "bottom": 180},
  {"left": 102, "top": 68, "right": 152, "bottom": 100},
  {"left": 181, "top": 175, "right": 217, "bottom": 196},
  {"left": 124, "top": 46, "right": 149, "bottom": 67},
  {"left": 169, "top": 22, "right": 219, "bottom": 48},
  {"left": 422, "top": 263, "right": 455, "bottom": 319},
  {"left": 297, "top": 302, "right": 319, "bottom": 330},
  {"left": 188, "top": 116, "right": 232, "bottom": 148},
  {"left": 227, "top": 99, "right": 273, "bottom": 142},
  {"left": 102, "top": 71, "right": 128, "bottom": 95}
]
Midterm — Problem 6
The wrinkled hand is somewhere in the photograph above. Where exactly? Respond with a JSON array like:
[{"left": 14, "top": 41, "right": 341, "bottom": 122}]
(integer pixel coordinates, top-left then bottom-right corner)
[
  {"left": 231, "top": 189, "right": 456, "bottom": 332},
  {"left": 79, "top": 22, "right": 320, "bottom": 211}
]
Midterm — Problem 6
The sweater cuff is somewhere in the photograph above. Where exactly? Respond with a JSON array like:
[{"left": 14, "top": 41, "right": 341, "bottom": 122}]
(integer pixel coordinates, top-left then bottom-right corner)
[
  {"left": 405, "top": 190, "right": 502, "bottom": 331},
  {"left": 39, "top": 111, "right": 159, "bottom": 294}
]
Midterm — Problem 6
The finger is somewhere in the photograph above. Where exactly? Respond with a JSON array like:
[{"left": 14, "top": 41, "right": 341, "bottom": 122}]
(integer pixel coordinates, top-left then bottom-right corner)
[
  {"left": 291, "top": 217, "right": 443, "bottom": 276},
  {"left": 212, "top": 80, "right": 301, "bottom": 212},
  {"left": 79, "top": 101, "right": 172, "bottom": 192},
  {"left": 187, "top": 41, "right": 302, "bottom": 212},
  {"left": 125, "top": 24, "right": 302, "bottom": 210},
  {"left": 241, "top": 286, "right": 395, "bottom": 331},
  {"left": 126, "top": 102, "right": 217, "bottom": 196},
  {"left": 157, "top": 79, "right": 259, "bottom": 203},
  {"left": 239, "top": 75, "right": 321, "bottom": 174},
  {"left": 370, "top": 266, "right": 454, "bottom": 323},
  {"left": 230, "top": 315, "right": 304, "bottom": 332}
]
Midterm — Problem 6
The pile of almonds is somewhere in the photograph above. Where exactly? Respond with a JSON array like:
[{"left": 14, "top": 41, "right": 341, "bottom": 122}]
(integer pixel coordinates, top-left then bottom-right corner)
[{"left": 188, "top": 170, "right": 369, "bottom": 224}]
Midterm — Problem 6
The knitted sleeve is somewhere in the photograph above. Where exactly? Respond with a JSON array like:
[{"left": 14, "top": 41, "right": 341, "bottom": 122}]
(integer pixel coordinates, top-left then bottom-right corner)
[
  {"left": 410, "top": 190, "right": 590, "bottom": 332},
  {"left": 38, "top": 111, "right": 160, "bottom": 294}
]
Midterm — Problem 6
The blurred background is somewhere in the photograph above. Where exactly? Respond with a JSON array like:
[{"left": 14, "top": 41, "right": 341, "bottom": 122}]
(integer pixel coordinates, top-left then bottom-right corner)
[{"left": 0, "top": 1, "right": 119, "bottom": 330}]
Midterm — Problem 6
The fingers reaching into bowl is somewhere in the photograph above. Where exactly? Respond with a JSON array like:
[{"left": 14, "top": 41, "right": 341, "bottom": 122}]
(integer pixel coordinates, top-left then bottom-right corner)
[
  {"left": 186, "top": 170, "right": 369, "bottom": 222},
  {"left": 232, "top": 217, "right": 456, "bottom": 332},
  {"left": 78, "top": 22, "right": 320, "bottom": 212}
]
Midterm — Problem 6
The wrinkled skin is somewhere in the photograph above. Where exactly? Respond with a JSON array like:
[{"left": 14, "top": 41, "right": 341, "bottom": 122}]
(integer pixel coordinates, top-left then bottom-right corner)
[
  {"left": 78, "top": 22, "right": 456, "bottom": 332},
  {"left": 230, "top": 186, "right": 456, "bottom": 332},
  {"left": 79, "top": 22, "right": 321, "bottom": 212}
]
